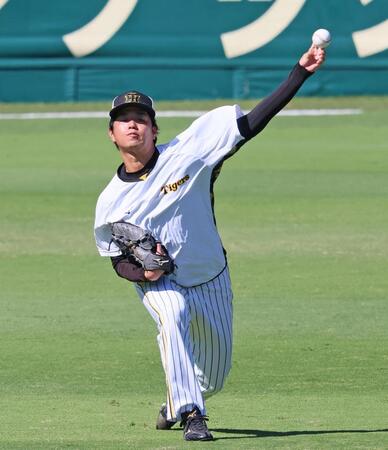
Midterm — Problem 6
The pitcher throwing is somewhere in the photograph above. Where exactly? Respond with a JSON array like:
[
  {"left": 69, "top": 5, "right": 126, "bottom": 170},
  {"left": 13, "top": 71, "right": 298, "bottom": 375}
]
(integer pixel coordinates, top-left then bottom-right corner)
[{"left": 94, "top": 44, "right": 325, "bottom": 442}]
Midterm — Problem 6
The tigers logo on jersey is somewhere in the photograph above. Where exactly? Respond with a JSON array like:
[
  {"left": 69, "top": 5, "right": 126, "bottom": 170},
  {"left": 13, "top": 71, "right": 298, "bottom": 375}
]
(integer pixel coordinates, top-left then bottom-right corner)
[{"left": 160, "top": 175, "right": 190, "bottom": 195}]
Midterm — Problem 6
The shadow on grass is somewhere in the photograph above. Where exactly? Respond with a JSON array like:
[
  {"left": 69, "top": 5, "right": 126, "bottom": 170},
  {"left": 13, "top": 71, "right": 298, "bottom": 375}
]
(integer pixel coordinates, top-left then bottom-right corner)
[{"left": 211, "top": 427, "right": 388, "bottom": 440}]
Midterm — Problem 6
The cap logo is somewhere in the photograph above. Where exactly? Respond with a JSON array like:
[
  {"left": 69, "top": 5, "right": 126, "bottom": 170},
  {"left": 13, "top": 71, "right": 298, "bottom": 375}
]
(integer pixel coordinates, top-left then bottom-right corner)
[
  {"left": 124, "top": 93, "right": 141, "bottom": 103},
  {"left": 110, "top": 91, "right": 154, "bottom": 118}
]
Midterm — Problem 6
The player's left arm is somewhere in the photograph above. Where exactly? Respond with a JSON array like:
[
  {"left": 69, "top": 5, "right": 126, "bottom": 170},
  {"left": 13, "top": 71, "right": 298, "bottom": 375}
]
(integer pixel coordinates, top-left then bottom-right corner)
[
  {"left": 237, "top": 45, "right": 325, "bottom": 140},
  {"left": 111, "top": 243, "right": 169, "bottom": 282}
]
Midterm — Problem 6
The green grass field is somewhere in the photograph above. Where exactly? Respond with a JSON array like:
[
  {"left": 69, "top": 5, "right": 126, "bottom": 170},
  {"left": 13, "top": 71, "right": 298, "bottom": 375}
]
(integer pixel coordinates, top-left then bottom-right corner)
[{"left": 1, "top": 97, "right": 388, "bottom": 449}]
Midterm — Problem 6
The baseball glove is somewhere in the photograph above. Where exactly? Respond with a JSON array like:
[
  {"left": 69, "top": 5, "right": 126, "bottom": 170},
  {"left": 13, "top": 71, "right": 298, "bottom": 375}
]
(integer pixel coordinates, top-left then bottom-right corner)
[{"left": 110, "top": 221, "right": 174, "bottom": 275}]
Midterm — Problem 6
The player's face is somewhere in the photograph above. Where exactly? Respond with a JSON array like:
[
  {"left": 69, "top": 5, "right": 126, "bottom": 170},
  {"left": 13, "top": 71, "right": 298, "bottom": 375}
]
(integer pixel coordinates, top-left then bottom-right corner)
[{"left": 109, "top": 107, "right": 157, "bottom": 153}]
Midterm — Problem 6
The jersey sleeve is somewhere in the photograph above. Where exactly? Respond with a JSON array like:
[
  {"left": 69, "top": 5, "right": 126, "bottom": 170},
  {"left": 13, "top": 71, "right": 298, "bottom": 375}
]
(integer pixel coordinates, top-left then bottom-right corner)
[
  {"left": 94, "top": 189, "right": 122, "bottom": 257},
  {"left": 94, "top": 224, "right": 121, "bottom": 257},
  {"left": 168, "top": 105, "right": 245, "bottom": 167}
]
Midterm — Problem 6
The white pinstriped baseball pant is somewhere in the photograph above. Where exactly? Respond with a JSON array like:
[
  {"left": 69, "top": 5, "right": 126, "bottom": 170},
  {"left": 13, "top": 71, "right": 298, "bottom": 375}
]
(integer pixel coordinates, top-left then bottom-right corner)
[{"left": 136, "top": 266, "right": 233, "bottom": 422}]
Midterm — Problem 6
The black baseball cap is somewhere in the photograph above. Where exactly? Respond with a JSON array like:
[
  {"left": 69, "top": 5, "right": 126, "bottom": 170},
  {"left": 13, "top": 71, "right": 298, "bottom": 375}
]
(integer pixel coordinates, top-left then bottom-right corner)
[{"left": 109, "top": 90, "right": 155, "bottom": 119}]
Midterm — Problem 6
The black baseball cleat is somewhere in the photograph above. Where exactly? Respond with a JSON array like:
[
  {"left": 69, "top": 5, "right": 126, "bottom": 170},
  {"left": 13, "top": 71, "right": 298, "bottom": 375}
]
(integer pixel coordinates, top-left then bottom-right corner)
[
  {"left": 181, "top": 407, "right": 213, "bottom": 441},
  {"left": 155, "top": 403, "right": 177, "bottom": 430}
]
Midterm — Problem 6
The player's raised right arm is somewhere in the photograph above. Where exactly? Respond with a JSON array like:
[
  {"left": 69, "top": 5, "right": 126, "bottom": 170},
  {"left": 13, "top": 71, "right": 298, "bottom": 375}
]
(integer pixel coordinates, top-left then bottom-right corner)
[{"left": 237, "top": 46, "right": 325, "bottom": 140}]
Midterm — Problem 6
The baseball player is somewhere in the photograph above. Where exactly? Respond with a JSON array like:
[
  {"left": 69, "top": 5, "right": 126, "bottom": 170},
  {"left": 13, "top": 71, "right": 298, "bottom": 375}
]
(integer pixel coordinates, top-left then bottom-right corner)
[{"left": 94, "top": 45, "right": 325, "bottom": 441}]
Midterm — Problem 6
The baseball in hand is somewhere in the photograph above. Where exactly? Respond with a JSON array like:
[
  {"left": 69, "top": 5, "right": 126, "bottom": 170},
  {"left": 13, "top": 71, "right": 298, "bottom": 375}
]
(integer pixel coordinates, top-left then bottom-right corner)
[{"left": 312, "top": 29, "right": 331, "bottom": 48}]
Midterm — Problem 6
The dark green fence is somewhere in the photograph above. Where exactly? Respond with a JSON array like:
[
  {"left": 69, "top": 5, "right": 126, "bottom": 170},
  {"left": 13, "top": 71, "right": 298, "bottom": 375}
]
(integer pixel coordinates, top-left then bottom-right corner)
[{"left": 0, "top": 0, "right": 387, "bottom": 101}]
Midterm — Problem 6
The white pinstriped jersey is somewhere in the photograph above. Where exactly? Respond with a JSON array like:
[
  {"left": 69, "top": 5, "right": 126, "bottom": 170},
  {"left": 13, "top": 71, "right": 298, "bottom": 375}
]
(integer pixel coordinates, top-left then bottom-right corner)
[{"left": 94, "top": 106, "right": 244, "bottom": 287}]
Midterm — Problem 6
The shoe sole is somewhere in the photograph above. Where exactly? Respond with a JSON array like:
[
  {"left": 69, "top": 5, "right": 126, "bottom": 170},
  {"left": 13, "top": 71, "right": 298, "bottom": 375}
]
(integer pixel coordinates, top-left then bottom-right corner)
[{"left": 184, "top": 435, "right": 214, "bottom": 441}]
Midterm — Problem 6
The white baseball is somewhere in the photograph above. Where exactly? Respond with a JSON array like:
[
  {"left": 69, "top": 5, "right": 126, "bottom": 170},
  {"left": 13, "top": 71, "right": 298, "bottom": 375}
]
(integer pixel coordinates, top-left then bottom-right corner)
[{"left": 312, "top": 29, "right": 331, "bottom": 48}]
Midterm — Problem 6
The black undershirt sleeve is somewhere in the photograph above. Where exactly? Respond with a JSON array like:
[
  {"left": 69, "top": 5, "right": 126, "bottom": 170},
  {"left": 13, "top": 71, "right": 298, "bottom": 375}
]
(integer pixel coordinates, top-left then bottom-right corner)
[
  {"left": 237, "top": 63, "right": 313, "bottom": 140},
  {"left": 111, "top": 255, "right": 146, "bottom": 282},
  {"left": 111, "top": 255, "right": 131, "bottom": 279}
]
